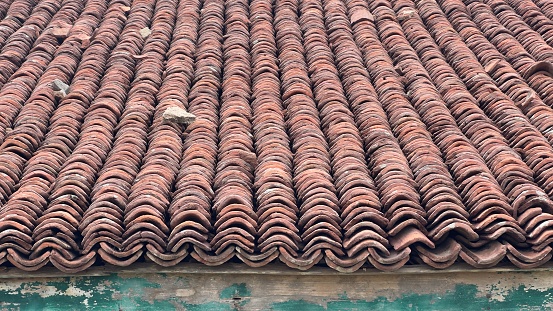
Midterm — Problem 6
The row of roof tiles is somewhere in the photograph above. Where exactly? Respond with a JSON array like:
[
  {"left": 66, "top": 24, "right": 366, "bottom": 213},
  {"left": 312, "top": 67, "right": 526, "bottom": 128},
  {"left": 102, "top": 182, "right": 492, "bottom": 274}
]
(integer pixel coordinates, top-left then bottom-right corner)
[{"left": 1, "top": 0, "right": 553, "bottom": 272}]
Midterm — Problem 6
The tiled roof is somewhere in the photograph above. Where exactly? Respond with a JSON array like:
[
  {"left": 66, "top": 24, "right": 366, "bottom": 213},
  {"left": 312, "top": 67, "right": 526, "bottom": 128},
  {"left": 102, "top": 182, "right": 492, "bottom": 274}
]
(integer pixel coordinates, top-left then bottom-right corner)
[{"left": 1, "top": 0, "right": 553, "bottom": 273}]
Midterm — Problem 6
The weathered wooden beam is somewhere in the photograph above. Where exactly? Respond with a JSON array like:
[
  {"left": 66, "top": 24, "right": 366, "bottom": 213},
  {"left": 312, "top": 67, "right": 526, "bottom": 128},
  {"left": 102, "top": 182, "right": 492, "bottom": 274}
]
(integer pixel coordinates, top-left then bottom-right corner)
[
  {"left": 1, "top": 262, "right": 553, "bottom": 278},
  {"left": 0, "top": 263, "right": 551, "bottom": 310}
]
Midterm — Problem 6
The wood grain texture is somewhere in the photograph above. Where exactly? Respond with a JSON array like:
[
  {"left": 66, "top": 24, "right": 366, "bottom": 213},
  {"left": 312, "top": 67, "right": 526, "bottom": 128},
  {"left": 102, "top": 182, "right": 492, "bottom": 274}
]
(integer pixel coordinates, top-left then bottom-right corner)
[{"left": 0, "top": 263, "right": 551, "bottom": 310}]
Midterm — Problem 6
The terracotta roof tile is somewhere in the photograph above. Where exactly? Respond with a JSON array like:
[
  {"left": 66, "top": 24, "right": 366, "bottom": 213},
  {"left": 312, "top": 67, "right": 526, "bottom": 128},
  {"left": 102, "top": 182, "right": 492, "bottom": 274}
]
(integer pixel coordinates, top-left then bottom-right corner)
[{"left": 2, "top": 0, "right": 553, "bottom": 272}]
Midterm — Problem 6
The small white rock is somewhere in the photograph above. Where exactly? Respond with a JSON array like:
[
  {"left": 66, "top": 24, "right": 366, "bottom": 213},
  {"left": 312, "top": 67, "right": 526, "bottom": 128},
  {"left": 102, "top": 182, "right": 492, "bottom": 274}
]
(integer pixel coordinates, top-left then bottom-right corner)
[
  {"left": 163, "top": 106, "right": 196, "bottom": 125},
  {"left": 52, "top": 79, "right": 69, "bottom": 99},
  {"left": 140, "top": 27, "right": 151, "bottom": 39}
]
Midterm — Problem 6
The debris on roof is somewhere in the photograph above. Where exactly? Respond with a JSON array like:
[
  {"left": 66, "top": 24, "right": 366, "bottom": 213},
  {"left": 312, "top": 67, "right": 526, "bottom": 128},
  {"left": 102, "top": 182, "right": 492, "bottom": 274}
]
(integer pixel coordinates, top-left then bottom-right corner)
[
  {"left": 74, "top": 33, "right": 91, "bottom": 48},
  {"left": 51, "top": 21, "right": 72, "bottom": 39},
  {"left": 51, "top": 79, "right": 69, "bottom": 99},
  {"left": 162, "top": 106, "right": 196, "bottom": 125},
  {"left": 140, "top": 27, "right": 151, "bottom": 39},
  {"left": 350, "top": 9, "right": 374, "bottom": 24}
]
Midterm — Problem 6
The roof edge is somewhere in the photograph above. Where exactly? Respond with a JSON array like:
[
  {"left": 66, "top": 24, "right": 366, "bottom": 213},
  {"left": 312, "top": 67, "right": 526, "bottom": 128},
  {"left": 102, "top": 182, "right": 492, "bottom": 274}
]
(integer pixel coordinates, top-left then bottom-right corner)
[{"left": 1, "top": 262, "right": 552, "bottom": 278}]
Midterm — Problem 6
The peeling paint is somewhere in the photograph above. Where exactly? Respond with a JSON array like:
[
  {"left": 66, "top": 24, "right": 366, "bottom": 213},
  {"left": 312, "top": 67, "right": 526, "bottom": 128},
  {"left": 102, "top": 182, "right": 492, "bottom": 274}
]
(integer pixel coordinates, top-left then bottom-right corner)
[
  {"left": 270, "top": 284, "right": 553, "bottom": 311},
  {"left": 0, "top": 270, "right": 551, "bottom": 310},
  {"left": 219, "top": 283, "right": 251, "bottom": 299}
]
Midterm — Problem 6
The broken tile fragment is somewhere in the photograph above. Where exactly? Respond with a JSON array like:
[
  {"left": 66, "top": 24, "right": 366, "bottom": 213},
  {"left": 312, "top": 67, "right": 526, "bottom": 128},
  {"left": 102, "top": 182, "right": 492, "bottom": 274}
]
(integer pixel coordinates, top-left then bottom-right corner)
[
  {"left": 350, "top": 9, "right": 374, "bottom": 24},
  {"left": 51, "top": 21, "right": 72, "bottom": 39},
  {"left": 75, "top": 33, "right": 91, "bottom": 48},
  {"left": 524, "top": 61, "right": 553, "bottom": 79}
]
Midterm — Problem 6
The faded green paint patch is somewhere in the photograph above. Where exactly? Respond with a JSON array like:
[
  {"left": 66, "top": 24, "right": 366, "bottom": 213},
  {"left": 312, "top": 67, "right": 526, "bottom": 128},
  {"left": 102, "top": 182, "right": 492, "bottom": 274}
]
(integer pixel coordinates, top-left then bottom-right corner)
[
  {"left": 0, "top": 274, "right": 170, "bottom": 310},
  {"left": 178, "top": 301, "right": 233, "bottom": 311},
  {"left": 269, "top": 284, "right": 553, "bottom": 311},
  {"left": 219, "top": 283, "right": 251, "bottom": 308},
  {"left": 270, "top": 300, "right": 326, "bottom": 311},
  {"left": 219, "top": 283, "right": 250, "bottom": 299},
  {"left": 0, "top": 277, "right": 251, "bottom": 310},
  {"left": 219, "top": 283, "right": 252, "bottom": 299}
]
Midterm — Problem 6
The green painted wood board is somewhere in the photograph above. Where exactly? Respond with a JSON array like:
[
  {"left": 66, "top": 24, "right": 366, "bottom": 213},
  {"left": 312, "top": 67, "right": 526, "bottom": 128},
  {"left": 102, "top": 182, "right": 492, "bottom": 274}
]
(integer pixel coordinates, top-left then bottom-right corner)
[{"left": 0, "top": 263, "right": 551, "bottom": 310}]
